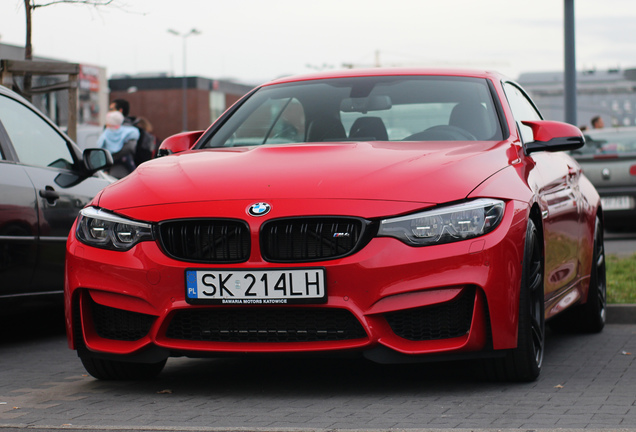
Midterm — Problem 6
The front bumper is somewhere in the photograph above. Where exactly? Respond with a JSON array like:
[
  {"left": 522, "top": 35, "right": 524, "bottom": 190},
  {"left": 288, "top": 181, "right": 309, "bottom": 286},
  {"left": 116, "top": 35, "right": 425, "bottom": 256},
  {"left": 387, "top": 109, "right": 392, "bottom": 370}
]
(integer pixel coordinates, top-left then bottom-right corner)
[{"left": 65, "top": 199, "right": 529, "bottom": 363}]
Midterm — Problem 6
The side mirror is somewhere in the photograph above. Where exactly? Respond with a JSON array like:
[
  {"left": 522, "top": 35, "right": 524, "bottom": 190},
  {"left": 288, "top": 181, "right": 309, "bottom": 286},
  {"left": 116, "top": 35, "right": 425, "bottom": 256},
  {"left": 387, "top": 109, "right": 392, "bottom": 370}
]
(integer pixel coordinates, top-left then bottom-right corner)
[
  {"left": 522, "top": 120, "right": 585, "bottom": 154},
  {"left": 83, "top": 148, "right": 113, "bottom": 172},
  {"left": 157, "top": 131, "right": 204, "bottom": 157}
]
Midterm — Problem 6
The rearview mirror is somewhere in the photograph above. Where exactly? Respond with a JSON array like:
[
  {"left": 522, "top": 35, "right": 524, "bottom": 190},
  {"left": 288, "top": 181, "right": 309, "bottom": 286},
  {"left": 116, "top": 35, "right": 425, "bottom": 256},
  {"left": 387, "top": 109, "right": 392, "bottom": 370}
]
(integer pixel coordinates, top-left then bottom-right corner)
[
  {"left": 522, "top": 120, "right": 585, "bottom": 154},
  {"left": 157, "top": 131, "right": 204, "bottom": 156},
  {"left": 340, "top": 95, "right": 392, "bottom": 113}
]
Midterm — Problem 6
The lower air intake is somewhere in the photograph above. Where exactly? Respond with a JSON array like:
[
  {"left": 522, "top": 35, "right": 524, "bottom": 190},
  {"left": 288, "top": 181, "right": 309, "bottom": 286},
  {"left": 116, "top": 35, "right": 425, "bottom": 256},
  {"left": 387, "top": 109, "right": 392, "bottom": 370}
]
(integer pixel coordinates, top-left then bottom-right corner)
[
  {"left": 90, "top": 299, "right": 155, "bottom": 341},
  {"left": 166, "top": 307, "right": 367, "bottom": 342},
  {"left": 385, "top": 288, "right": 475, "bottom": 341}
]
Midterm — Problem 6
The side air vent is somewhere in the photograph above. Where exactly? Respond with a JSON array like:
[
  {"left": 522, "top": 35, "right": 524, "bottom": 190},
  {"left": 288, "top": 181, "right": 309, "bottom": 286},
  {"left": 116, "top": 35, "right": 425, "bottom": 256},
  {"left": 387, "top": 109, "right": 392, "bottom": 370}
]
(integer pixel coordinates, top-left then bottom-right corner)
[
  {"left": 90, "top": 298, "right": 155, "bottom": 341},
  {"left": 385, "top": 288, "right": 475, "bottom": 341}
]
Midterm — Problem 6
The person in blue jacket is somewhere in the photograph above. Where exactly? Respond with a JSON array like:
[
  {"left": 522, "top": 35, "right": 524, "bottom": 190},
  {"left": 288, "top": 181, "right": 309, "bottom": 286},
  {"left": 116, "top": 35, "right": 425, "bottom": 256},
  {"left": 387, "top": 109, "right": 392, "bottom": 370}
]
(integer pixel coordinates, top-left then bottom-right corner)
[{"left": 98, "top": 110, "right": 140, "bottom": 178}]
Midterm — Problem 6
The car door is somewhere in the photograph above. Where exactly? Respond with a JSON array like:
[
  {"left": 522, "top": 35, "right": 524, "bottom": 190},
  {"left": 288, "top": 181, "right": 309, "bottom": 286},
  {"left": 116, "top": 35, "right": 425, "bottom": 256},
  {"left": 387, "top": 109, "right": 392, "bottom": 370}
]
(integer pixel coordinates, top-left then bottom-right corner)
[
  {"left": 0, "top": 152, "right": 39, "bottom": 299},
  {"left": 503, "top": 82, "right": 584, "bottom": 302},
  {"left": 0, "top": 91, "right": 112, "bottom": 299},
  {"left": 531, "top": 151, "right": 584, "bottom": 296}
]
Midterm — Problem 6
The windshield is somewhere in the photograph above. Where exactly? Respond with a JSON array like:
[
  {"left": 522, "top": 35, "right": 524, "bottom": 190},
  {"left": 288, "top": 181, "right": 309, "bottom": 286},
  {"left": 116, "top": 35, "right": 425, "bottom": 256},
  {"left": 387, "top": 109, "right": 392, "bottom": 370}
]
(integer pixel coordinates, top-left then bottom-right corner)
[{"left": 201, "top": 76, "right": 503, "bottom": 148}]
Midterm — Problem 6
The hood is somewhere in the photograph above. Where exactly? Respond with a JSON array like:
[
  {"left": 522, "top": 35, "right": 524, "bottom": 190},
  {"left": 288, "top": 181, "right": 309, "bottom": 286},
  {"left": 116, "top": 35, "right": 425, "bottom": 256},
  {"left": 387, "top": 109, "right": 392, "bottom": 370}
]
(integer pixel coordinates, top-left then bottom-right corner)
[{"left": 97, "top": 141, "right": 512, "bottom": 211}]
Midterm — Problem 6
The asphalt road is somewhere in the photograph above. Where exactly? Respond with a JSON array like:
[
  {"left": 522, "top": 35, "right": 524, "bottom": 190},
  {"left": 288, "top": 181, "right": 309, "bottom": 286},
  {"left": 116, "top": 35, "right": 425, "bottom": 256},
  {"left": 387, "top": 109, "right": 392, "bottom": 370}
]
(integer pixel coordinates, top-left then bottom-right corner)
[
  {"left": 0, "top": 234, "right": 633, "bottom": 432},
  {"left": 605, "top": 230, "right": 636, "bottom": 258},
  {"left": 0, "top": 308, "right": 635, "bottom": 432}
]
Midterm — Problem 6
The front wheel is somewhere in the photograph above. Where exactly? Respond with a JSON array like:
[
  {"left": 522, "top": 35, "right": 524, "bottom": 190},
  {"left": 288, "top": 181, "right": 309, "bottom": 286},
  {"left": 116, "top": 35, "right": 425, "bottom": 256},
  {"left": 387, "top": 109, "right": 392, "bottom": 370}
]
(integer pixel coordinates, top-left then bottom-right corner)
[
  {"left": 80, "top": 355, "right": 167, "bottom": 381},
  {"left": 486, "top": 219, "right": 544, "bottom": 381}
]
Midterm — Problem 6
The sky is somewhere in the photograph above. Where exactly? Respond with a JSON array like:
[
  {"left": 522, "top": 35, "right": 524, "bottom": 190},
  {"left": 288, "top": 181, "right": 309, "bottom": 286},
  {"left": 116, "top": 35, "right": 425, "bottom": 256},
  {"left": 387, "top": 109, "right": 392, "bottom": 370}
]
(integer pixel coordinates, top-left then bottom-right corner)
[{"left": 1, "top": 0, "right": 636, "bottom": 85}]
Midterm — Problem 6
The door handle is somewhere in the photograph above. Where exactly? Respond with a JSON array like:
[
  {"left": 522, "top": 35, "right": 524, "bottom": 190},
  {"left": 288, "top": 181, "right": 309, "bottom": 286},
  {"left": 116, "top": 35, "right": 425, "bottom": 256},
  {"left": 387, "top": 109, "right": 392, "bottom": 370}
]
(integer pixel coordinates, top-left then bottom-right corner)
[{"left": 39, "top": 186, "right": 60, "bottom": 205}]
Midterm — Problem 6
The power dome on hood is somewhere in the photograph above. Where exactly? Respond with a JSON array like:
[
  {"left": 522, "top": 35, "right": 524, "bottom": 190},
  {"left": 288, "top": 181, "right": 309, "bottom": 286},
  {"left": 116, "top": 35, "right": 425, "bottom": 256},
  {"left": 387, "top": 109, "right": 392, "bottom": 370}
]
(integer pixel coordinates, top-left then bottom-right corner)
[{"left": 97, "top": 140, "right": 511, "bottom": 211}]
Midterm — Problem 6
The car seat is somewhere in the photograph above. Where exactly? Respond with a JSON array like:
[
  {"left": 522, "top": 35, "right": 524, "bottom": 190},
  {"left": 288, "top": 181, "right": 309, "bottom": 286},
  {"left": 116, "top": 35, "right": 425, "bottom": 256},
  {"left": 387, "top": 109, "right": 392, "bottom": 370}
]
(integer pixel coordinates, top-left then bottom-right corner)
[
  {"left": 306, "top": 116, "right": 347, "bottom": 142},
  {"left": 449, "top": 102, "right": 492, "bottom": 140},
  {"left": 349, "top": 117, "right": 389, "bottom": 141}
]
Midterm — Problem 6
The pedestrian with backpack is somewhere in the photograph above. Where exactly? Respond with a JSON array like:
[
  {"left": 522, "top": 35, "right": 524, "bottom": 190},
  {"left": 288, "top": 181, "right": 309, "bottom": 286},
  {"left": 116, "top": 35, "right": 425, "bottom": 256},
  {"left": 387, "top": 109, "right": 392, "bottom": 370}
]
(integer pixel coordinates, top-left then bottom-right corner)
[{"left": 109, "top": 98, "right": 157, "bottom": 166}]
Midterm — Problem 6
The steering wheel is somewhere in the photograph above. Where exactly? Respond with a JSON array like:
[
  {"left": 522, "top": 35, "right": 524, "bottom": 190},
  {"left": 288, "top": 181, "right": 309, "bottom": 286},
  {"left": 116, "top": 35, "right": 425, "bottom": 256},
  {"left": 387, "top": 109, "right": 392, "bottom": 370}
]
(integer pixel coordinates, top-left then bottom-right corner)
[{"left": 404, "top": 125, "right": 477, "bottom": 141}]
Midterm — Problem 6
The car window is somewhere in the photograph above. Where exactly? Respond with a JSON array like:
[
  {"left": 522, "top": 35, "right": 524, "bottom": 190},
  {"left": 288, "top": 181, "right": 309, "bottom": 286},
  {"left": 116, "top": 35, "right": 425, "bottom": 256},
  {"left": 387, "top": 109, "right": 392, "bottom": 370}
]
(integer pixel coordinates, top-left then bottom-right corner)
[
  {"left": 0, "top": 94, "right": 74, "bottom": 169},
  {"left": 203, "top": 76, "right": 503, "bottom": 147},
  {"left": 576, "top": 129, "right": 636, "bottom": 156},
  {"left": 503, "top": 82, "right": 542, "bottom": 143}
]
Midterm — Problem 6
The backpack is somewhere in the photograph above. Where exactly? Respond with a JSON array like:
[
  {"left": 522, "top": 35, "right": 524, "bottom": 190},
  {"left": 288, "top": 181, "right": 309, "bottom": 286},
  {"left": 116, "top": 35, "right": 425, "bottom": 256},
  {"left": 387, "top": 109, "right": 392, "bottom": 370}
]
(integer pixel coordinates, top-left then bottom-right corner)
[{"left": 133, "top": 124, "right": 156, "bottom": 166}]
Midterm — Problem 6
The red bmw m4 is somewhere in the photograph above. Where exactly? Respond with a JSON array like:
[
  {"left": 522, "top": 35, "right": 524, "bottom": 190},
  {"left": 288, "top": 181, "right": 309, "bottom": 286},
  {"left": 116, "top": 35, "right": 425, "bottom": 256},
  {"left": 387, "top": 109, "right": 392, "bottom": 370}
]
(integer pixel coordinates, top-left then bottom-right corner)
[{"left": 65, "top": 69, "right": 606, "bottom": 381}]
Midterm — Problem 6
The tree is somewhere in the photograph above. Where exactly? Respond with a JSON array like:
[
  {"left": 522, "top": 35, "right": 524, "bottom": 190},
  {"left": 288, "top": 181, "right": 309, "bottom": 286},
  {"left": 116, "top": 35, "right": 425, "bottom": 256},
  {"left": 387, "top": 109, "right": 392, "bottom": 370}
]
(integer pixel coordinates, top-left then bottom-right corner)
[
  {"left": 23, "top": 0, "right": 115, "bottom": 60},
  {"left": 20, "top": 0, "right": 115, "bottom": 99}
]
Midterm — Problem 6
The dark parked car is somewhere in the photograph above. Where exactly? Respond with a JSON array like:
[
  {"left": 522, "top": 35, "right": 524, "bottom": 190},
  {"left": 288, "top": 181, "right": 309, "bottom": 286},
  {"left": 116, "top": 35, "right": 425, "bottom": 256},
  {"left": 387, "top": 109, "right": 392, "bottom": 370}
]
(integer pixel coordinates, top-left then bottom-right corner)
[
  {"left": 572, "top": 127, "right": 636, "bottom": 231},
  {"left": 0, "top": 85, "right": 113, "bottom": 311}
]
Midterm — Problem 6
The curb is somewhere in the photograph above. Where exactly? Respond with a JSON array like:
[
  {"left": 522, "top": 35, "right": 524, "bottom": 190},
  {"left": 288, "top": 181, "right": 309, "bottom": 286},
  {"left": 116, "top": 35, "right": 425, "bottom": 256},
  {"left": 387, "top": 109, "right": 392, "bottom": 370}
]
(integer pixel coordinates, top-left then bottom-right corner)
[{"left": 607, "top": 304, "right": 636, "bottom": 324}]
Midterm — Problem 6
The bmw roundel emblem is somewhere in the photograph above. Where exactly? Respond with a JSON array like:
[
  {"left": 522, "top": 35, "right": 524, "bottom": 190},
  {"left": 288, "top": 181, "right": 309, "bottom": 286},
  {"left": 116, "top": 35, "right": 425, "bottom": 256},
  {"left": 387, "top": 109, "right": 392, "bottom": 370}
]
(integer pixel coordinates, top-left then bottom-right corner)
[{"left": 248, "top": 202, "right": 271, "bottom": 217}]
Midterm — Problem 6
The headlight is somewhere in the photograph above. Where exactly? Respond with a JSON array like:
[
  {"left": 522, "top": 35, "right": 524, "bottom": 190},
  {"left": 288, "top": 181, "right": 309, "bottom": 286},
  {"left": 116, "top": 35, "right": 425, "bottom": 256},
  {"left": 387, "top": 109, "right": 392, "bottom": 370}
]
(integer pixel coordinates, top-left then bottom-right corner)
[
  {"left": 76, "top": 207, "right": 154, "bottom": 251},
  {"left": 378, "top": 199, "right": 505, "bottom": 246}
]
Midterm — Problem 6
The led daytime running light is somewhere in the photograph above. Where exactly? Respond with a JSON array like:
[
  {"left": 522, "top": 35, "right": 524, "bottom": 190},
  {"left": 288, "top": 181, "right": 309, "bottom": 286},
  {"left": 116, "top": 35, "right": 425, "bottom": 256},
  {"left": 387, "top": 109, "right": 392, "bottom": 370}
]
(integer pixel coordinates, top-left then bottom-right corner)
[
  {"left": 76, "top": 207, "right": 154, "bottom": 251},
  {"left": 378, "top": 199, "right": 505, "bottom": 246}
]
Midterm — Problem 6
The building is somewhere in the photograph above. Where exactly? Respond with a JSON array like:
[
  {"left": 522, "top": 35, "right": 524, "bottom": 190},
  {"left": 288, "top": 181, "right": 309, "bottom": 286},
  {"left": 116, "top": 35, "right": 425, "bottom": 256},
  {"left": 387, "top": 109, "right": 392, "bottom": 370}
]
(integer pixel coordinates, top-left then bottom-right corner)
[
  {"left": 108, "top": 76, "right": 254, "bottom": 142},
  {"left": 1, "top": 42, "right": 108, "bottom": 147},
  {"left": 518, "top": 68, "right": 636, "bottom": 129},
  {"left": 3, "top": 42, "right": 253, "bottom": 148}
]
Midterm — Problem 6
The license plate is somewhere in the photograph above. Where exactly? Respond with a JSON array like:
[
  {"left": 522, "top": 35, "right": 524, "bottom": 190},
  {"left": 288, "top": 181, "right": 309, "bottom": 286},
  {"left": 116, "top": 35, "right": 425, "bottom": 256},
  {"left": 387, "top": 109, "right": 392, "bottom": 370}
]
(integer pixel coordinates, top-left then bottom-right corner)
[
  {"left": 185, "top": 268, "right": 326, "bottom": 305},
  {"left": 601, "top": 196, "right": 635, "bottom": 211}
]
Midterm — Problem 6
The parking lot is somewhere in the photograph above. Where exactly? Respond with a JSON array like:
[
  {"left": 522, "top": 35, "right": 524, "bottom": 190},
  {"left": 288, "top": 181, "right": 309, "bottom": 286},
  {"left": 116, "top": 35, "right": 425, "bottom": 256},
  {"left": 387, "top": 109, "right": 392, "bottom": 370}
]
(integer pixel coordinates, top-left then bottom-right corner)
[
  {"left": 0, "top": 306, "right": 635, "bottom": 432},
  {"left": 606, "top": 231, "right": 636, "bottom": 258},
  {"left": 1, "top": 233, "right": 635, "bottom": 432}
]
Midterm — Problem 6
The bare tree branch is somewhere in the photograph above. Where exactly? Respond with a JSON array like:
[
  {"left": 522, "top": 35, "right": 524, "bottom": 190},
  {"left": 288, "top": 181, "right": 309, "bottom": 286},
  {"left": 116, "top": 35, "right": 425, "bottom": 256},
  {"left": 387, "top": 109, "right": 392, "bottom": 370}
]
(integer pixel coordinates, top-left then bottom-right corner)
[
  {"left": 31, "top": 0, "right": 114, "bottom": 9},
  {"left": 19, "top": 0, "right": 121, "bottom": 100},
  {"left": 22, "top": 0, "right": 121, "bottom": 61}
]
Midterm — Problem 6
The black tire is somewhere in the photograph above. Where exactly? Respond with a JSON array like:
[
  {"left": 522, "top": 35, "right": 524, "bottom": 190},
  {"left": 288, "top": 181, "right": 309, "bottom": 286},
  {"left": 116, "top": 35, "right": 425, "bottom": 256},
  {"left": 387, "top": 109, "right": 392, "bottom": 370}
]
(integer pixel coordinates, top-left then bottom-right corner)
[
  {"left": 577, "top": 216, "right": 607, "bottom": 333},
  {"left": 486, "top": 219, "right": 544, "bottom": 382},
  {"left": 80, "top": 355, "right": 166, "bottom": 381}
]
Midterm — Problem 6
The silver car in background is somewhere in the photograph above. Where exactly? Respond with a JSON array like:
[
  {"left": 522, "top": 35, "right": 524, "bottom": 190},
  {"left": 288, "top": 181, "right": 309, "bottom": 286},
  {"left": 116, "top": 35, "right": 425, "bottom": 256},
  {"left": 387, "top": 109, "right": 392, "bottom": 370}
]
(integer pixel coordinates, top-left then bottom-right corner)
[{"left": 573, "top": 127, "right": 636, "bottom": 231}]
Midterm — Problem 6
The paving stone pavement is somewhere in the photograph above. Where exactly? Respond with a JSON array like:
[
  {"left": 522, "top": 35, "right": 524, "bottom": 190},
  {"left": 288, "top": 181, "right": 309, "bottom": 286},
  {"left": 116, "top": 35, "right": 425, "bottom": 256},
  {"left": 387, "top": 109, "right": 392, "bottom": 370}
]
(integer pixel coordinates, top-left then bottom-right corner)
[{"left": 1, "top": 309, "right": 636, "bottom": 432}]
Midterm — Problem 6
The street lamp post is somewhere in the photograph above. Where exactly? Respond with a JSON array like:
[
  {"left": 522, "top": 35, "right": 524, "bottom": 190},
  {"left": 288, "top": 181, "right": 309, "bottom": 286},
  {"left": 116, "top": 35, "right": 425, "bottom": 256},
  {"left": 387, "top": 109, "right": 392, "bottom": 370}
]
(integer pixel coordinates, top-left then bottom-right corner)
[
  {"left": 167, "top": 28, "right": 201, "bottom": 131},
  {"left": 564, "top": 0, "right": 577, "bottom": 126}
]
